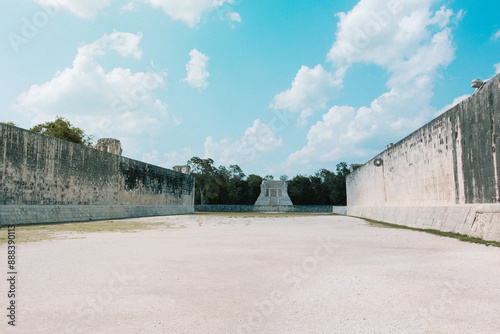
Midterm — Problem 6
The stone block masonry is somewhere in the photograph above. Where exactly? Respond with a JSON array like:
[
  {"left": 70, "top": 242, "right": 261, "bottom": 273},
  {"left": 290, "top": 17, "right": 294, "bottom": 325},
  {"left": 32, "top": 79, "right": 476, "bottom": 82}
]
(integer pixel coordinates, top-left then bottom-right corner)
[
  {"left": 195, "top": 205, "right": 335, "bottom": 213},
  {"left": 254, "top": 180, "right": 293, "bottom": 206},
  {"left": 346, "top": 74, "right": 500, "bottom": 241},
  {"left": 0, "top": 123, "right": 195, "bottom": 225}
]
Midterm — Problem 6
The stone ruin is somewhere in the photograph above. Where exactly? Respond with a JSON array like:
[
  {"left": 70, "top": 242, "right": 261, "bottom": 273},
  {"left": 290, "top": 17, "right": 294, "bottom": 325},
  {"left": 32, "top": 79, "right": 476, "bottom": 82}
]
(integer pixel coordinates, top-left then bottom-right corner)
[
  {"left": 93, "top": 138, "right": 123, "bottom": 155},
  {"left": 254, "top": 180, "right": 293, "bottom": 206},
  {"left": 173, "top": 165, "right": 191, "bottom": 174}
]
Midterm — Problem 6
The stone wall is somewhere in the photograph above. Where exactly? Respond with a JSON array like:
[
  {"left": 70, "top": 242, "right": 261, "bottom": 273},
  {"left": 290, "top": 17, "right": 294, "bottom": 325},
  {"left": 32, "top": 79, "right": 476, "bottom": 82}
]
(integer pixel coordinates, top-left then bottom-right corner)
[
  {"left": 0, "top": 123, "right": 194, "bottom": 225},
  {"left": 94, "top": 138, "right": 123, "bottom": 155},
  {"left": 195, "top": 205, "right": 334, "bottom": 213},
  {"left": 346, "top": 74, "right": 500, "bottom": 241},
  {"left": 332, "top": 206, "right": 347, "bottom": 215}
]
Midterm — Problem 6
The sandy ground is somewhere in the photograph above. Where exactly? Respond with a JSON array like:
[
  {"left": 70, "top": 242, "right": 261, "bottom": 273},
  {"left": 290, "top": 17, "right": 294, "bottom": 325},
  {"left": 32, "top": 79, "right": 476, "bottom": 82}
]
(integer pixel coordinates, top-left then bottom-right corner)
[{"left": 1, "top": 213, "right": 499, "bottom": 334}]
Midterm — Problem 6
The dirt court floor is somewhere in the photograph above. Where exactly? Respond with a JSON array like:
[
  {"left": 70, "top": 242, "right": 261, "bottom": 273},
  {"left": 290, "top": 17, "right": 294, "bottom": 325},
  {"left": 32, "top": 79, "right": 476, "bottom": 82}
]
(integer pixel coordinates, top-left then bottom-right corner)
[{"left": 1, "top": 213, "right": 499, "bottom": 334}]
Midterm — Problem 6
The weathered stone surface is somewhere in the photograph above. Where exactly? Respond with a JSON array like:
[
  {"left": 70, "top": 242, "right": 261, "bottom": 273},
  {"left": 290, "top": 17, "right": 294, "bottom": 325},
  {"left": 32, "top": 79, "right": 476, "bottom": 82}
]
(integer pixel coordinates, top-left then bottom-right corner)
[
  {"left": 0, "top": 205, "right": 194, "bottom": 225},
  {"left": 346, "top": 74, "right": 500, "bottom": 241},
  {"left": 93, "top": 138, "right": 123, "bottom": 155},
  {"left": 254, "top": 180, "right": 293, "bottom": 206},
  {"left": 347, "top": 204, "right": 500, "bottom": 241},
  {"left": 173, "top": 165, "right": 191, "bottom": 174},
  {"left": 195, "top": 205, "right": 334, "bottom": 213},
  {"left": 0, "top": 124, "right": 195, "bottom": 224},
  {"left": 332, "top": 206, "right": 347, "bottom": 215}
]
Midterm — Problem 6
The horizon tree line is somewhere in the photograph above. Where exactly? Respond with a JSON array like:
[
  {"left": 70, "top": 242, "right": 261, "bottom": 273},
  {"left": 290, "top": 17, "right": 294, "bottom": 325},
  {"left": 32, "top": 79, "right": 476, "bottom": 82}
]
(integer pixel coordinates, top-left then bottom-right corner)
[
  {"left": 2, "top": 118, "right": 349, "bottom": 205},
  {"left": 187, "top": 157, "right": 349, "bottom": 206}
]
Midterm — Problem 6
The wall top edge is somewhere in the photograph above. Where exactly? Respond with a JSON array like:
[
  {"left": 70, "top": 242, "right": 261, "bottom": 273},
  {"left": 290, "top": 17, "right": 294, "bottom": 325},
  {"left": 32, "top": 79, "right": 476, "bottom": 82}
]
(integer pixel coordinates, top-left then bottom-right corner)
[
  {"left": 348, "top": 73, "right": 500, "bottom": 177},
  {"left": 0, "top": 122, "right": 193, "bottom": 180}
]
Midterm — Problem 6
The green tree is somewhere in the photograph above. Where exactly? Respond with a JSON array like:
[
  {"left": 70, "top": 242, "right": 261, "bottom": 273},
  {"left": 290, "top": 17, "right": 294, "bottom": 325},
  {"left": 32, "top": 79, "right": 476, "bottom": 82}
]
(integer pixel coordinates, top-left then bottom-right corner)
[
  {"left": 313, "top": 168, "right": 336, "bottom": 205},
  {"left": 208, "top": 164, "right": 252, "bottom": 205},
  {"left": 227, "top": 165, "right": 248, "bottom": 204},
  {"left": 287, "top": 165, "right": 349, "bottom": 205},
  {"left": 187, "top": 157, "right": 349, "bottom": 206},
  {"left": 187, "top": 157, "right": 216, "bottom": 205},
  {"left": 331, "top": 162, "right": 349, "bottom": 205},
  {"left": 288, "top": 175, "right": 313, "bottom": 205},
  {"left": 279, "top": 175, "right": 289, "bottom": 181},
  {"left": 246, "top": 174, "right": 263, "bottom": 203},
  {"left": 30, "top": 117, "right": 94, "bottom": 146}
]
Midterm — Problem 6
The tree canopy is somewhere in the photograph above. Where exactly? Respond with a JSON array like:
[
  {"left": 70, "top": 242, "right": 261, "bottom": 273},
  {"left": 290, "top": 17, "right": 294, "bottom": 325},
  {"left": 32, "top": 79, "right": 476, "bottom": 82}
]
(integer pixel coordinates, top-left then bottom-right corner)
[
  {"left": 187, "top": 157, "right": 216, "bottom": 205},
  {"left": 287, "top": 163, "right": 349, "bottom": 205},
  {"left": 30, "top": 117, "right": 94, "bottom": 146},
  {"left": 186, "top": 157, "right": 349, "bottom": 205},
  {"left": 187, "top": 157, "right": 263, "bottom": 205}
]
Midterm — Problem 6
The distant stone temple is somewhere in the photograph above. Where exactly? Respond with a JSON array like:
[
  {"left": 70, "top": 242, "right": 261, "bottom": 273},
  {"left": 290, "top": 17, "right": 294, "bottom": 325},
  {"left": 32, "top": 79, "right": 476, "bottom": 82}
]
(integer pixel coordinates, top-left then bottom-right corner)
[
  {"left": 254, "top": 180, "right": 293, "bottom": 206},
  {"left": 93, "top": 138, "right": 122, "bottom": 155},
  {"left": 173, "top": 165, "right": 191, "bottom": 174}
]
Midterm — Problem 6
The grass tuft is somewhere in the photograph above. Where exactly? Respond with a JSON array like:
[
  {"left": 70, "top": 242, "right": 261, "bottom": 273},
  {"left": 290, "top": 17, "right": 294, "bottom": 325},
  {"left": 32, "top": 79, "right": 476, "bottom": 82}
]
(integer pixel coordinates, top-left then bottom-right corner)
[
  {"left": 363, "top": 217, "right": 500, "bottom": 247},
  {"left": 0, "top": 219, "right": 184, "bottom": 244},
  {"left": 195, "top": 212, "right": 334, "bottom": 218}
]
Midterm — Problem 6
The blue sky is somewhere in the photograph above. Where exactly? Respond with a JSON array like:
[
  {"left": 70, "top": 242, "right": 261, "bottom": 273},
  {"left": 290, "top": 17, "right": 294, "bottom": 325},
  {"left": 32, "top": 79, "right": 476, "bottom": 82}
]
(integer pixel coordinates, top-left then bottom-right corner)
[{"left": 1, "top": 0, "right": 499, "bottom": 177}]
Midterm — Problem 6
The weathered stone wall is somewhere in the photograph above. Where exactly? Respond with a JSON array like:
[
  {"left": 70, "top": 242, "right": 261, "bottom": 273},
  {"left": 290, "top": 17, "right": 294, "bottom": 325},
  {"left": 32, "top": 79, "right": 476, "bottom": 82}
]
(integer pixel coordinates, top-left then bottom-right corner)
[
  {"left": 0, "top": 124, "right": 194, "bottom": 225},
  {"left": 347, "top": 204, "right": 500, "bottom": 241},
  {"left": 94, "top": 138, "right": 123, "bottom": 155},
  {"left": 332, "top": 206, "right": 347, "bottom": 215},
  {"left": 347, "top": 110, "right": 459, "bottom": 206},
  {"left": 2, "top": 205, "right": 192, "bottom": 225},
  {"left": 195, "top": 205, "right": 334, "bottom": 213},
  {"left": 346, "top": 74, "right": 500, "bottom": 241}
]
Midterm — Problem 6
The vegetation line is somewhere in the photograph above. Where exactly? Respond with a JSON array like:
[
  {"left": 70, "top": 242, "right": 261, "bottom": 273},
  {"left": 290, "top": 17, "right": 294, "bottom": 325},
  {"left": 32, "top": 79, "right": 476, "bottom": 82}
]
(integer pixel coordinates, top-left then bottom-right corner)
[
  {"left": 360, "top": 217, "right": 500, "bottom": 247},
  {"left": 0, "top": 220, "right": 181, "bottom": 244},
  {"left": 188, "top": 157, "right": 349, "bottom": 206},
  {"left": 195, "top": 212, "right": 334, "bottom": 218}
]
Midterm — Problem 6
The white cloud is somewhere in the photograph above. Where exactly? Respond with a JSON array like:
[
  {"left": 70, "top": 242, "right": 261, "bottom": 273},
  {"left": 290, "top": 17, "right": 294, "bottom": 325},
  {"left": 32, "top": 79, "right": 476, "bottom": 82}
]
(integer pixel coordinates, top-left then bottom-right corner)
[
  {"left": 434, "top": 94, "right": 470, "bottom": 117},
  {"left": 496, "top": 63, "right": 500, "bottom": 75},
  {"left": 204, "top": 119, "right": 282, "bottom": 166},
  {"left": 101, "top": 30, "right": 143, "bottom": 58},
  {"left": 284, "top": 0, "right": 460, "bottom": 169},
  {"left": 387, "top": 28, "right": 455, "bottom": 88},
  {"left": 183, "top": 48, "right": 210, "bottom": 89},
  {"left": 227, "top": 11, "right": 241, "bottom": 22},
  {"left": 327, "top": 0, "right": 439, "bottom": 68},
  {"left": 455, "top": 9, "right": 466, "bottom": 22},
  {"left": 34, "top": 0, "right": 237, "bottom": 27},
  {"left": 143, "top": 0, "right": 234, "bottom": 27},
  {"left": 143, "top": 147, "right": 194, "bottom": 168},
  {"left": 286, "top": 106, "right": 356, "bottom": 167},
  {"left": 120, "top": 2, "right": 136, "bottom": 13},
  {"left": 16, "top": 31, "right": 177, "bottom": 155},
  {"left": 33, "top": 0, "right": 112, "bottom": 19},
  {"left": 270, "top": 64, "right": 342, "bottom": 125},
  {"left": 429, "top": 6, "right": 454, "bottom": 28},
  {"left": 161, "top": 147, "right": 195, "bottom": 168},
  {"left": 142, "top": 149, "right": 162, "bottom": 164},
  {"left": 493, "top": 30, "right": 500, "bottom": 40}
]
